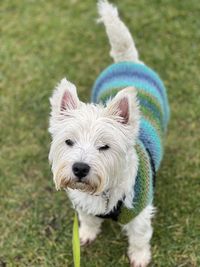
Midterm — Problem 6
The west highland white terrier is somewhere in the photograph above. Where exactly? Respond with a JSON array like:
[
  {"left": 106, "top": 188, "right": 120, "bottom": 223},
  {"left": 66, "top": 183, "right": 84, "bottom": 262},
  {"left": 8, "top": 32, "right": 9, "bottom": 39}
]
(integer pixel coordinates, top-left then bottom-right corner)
[{"left": 49, "top": 1, "right": 170, "bottom": 266}]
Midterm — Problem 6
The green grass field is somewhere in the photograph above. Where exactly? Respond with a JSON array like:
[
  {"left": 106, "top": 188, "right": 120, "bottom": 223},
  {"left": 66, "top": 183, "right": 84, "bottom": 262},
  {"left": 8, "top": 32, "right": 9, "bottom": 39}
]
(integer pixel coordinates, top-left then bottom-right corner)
[{"left": 1, "top": 0, "right": 200, "bottom": 266}]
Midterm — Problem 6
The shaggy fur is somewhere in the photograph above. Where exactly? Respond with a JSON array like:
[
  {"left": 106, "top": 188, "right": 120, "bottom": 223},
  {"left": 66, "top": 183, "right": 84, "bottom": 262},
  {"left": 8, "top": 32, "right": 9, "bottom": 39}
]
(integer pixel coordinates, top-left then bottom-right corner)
[{"left": 48, "top": 1, "right": 168, "bottom": 266}]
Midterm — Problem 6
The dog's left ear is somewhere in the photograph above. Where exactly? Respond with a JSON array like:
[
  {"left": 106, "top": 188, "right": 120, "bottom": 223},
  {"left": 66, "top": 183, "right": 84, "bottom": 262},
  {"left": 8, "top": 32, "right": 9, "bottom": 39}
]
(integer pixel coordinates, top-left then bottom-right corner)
[
  {"left": 50, "top": 78, "right": 80, "bottom": 117},
  {"left": 105, "top": 87, "right": 140, "bottom": 128}
]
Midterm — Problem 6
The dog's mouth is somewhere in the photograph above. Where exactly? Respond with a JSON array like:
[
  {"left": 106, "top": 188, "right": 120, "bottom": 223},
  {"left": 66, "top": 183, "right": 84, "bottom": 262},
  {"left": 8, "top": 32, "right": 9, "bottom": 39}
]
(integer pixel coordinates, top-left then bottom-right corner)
[{"left": 60, "top": 179, "right": 97, "bottom": 194}]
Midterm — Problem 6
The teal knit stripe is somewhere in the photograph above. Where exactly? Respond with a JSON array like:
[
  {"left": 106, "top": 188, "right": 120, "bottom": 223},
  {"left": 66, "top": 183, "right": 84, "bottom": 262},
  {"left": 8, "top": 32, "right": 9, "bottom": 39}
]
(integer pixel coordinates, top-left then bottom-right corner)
[
  {"left": 137, "top": 90, "right": 165, "bottom": 132},
  {"left": 93, "top": 62, "right": 166, "bottom": 101},
  {"left": 140, "top": 109, "right": 163, "bottom": 137}
]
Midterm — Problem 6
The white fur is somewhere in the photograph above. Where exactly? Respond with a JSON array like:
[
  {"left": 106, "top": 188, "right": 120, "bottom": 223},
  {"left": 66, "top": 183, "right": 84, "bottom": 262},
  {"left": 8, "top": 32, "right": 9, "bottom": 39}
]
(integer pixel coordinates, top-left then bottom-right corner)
[
  {"left": 78, "top": 208, "right": 104, "bottom": 245},
  {"left": 97, "top": 0, "right": 142, "bottom": 63},
  {"left": 123, "top": 205, "right": 155, "bottom": 267},
  {"left": 49, "top": 1, "right": 154, "bottom": 266}
]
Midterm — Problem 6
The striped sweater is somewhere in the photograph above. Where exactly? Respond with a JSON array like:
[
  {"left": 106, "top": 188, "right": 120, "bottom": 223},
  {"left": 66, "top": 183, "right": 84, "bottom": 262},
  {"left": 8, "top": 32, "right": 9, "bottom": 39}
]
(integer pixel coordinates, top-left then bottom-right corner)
[{"left": 92, "top": 62, "right": 170, "bottom": 224}]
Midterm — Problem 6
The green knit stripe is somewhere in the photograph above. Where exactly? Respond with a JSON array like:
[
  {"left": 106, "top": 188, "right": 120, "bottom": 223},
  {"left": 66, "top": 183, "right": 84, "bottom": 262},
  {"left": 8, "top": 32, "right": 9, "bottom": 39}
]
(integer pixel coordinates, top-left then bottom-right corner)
[
  {"left": 137, "top": 90, "right": 164, "bottom": 128},
  {"left": 99, "top": 88, "right": 163, "bottom": 120},
  {"left": 98, "top": 87, "right": 122, "bottom": 103},
  {"left": 118, "top": 142, "right": 153, "bottom": 224}
]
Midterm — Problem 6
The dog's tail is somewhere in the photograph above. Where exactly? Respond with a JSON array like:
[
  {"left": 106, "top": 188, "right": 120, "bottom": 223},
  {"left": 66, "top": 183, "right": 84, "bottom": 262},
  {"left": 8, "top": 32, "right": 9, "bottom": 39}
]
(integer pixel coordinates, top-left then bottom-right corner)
[{"left": 97, "top": 0, "right": 140, "bottom": 63}]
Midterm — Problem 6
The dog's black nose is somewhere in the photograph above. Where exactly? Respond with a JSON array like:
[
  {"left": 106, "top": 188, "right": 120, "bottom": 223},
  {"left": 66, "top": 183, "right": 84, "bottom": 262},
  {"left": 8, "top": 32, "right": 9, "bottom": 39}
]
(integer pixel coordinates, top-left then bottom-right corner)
[{"left": 72, "top": 162, "right": 90, "bottom": 179}]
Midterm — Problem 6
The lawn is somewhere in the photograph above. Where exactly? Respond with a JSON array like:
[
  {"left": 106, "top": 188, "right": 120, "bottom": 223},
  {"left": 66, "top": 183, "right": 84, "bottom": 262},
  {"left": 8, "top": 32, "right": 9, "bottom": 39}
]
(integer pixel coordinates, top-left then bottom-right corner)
[{"left": 0, "top": 0, "right": 200, "bottom": 266}]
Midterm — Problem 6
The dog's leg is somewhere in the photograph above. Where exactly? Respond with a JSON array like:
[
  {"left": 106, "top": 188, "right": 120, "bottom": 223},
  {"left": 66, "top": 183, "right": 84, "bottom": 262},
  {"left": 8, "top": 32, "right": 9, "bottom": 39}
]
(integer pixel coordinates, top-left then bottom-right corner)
[
  {"left": 123, "top": 205, "right": 154, "bottom": 267},
  {"left": 97, "top": 0, "right": 142, "bottom": 63},
  {"left": 78, "top": 209, "right": 104, "bottom": 245}
]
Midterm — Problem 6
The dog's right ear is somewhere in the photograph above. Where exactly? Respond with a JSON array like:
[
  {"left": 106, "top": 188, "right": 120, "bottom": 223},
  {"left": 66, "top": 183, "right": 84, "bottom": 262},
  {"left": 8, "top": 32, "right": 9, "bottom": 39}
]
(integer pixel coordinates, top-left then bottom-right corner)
[{"left": 50, "top": 78, "right": 80, "bottom": 117}]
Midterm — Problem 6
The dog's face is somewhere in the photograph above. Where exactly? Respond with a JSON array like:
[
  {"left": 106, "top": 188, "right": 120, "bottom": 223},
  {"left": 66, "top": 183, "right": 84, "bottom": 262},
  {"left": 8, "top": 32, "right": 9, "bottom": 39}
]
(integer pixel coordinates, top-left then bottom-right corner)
[{"left": 49, "top": 79, "right": 140, "bottom": 195}]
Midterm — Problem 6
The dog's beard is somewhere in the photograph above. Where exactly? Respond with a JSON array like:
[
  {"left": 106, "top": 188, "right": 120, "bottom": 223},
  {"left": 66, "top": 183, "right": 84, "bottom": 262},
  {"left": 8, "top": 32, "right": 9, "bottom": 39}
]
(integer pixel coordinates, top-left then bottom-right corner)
[{"left": 54, "top": 164, "right": 105, "bottom": 195}]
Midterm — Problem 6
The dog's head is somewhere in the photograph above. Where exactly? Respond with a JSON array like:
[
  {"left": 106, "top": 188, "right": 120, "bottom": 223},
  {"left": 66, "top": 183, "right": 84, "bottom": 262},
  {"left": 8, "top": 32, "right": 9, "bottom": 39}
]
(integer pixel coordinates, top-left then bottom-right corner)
[{"left": 49, "top": 78, "right": 140, "bottom": 195}]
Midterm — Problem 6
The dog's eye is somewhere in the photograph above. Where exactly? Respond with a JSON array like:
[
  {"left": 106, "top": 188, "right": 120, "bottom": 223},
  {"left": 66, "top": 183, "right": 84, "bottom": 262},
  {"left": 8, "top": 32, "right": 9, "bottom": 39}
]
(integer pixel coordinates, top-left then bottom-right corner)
[
  {"left": 99, "top": 145, "right": 110, "bottom": 151},
  {"left": 65, "top": 139, "right": 74, "bottom": 147}
]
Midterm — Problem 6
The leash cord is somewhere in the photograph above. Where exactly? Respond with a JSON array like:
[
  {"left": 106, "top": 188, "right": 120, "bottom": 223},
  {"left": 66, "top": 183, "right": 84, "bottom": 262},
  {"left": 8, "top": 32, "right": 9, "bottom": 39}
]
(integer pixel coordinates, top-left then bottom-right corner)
[{"left": 72, "top": 212, "right": 80, "bottom": 267}]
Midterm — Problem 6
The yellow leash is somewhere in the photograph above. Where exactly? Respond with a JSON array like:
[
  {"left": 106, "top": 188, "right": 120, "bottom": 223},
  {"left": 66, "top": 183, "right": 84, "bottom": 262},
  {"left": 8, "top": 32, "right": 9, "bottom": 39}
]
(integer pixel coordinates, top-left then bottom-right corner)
[{"left": 72, "top": 212, "right": 80, "bottom": 267}]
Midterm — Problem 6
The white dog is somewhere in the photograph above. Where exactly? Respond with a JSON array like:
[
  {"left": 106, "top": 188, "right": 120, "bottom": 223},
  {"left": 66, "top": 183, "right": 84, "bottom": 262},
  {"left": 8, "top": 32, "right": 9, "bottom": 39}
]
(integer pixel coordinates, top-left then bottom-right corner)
[{"left": 49, "top": 1, "right": 169, "bottom": 266}]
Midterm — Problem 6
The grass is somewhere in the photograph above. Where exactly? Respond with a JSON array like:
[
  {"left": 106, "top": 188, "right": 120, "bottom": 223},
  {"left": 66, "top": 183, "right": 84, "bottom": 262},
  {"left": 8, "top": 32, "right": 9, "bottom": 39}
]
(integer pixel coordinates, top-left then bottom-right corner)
[{"left": 0, "top": 0, "right": 200, "bottom": 266}]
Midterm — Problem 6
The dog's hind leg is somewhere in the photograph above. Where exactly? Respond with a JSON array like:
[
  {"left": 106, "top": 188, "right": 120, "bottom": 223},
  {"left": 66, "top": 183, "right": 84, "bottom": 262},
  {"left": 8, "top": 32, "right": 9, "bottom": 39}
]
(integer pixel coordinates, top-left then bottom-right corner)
[
  {"left": 97, "top": 0, "right": 142, "bottom": 63},
  {"left": 123, "top": 205, "right": 154, "bottom": 267}
]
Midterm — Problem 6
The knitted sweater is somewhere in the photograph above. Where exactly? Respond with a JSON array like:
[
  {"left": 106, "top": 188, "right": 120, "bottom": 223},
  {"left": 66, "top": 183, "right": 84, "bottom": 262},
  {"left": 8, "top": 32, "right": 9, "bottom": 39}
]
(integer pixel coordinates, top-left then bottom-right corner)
[{"left": 91, "top": 62, "right": 170, "bottom": 224}]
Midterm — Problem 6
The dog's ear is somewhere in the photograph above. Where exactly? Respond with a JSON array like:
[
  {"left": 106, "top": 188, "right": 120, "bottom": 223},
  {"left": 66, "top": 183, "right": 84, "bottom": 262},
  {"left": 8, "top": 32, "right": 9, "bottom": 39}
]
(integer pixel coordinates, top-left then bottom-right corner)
[
  {"left": 105, "top": 87, "right": 140, "bottom": 127},
  {"left": 50, "top": 78, "right": 80, "bottom": 116}
]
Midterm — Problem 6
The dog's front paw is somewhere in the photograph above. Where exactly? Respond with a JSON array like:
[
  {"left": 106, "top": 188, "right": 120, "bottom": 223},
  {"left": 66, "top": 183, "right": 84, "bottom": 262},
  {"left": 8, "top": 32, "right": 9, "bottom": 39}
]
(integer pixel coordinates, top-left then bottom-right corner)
[
  {"left": 129, "top": 246, "right": 151, "bottom": 267},
  {"left": 79, "top": 225, "right": 100, "bottom": 246}
]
